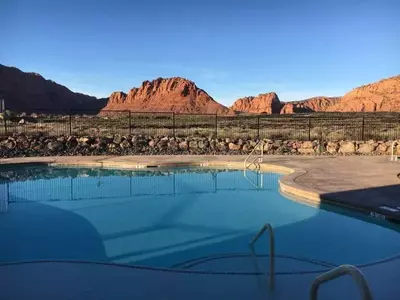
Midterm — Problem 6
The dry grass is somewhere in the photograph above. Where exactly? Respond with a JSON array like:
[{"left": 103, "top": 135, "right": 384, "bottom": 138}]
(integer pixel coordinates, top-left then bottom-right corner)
[{"left": 0, "top": 113, "right": 399, "bottom": 141}]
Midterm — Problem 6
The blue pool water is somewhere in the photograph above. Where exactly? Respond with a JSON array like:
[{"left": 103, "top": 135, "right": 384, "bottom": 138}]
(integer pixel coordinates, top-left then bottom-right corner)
[{"left": 1, "top": 165, "right": 399, "bottom": 273}]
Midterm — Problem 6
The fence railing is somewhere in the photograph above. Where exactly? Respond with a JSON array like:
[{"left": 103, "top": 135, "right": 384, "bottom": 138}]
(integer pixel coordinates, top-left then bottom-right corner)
[{"left": 1, "top": 110, "right": 399, "bottom": 141}]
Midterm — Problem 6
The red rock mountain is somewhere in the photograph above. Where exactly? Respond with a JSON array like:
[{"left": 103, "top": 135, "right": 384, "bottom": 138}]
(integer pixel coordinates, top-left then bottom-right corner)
[
  {"left": 2, "top": 64, "right": 399, "bottom": 115},
  {"left": 0, "top": 64, "right": 107, "bottom": 112},
  {"left": 280, "top": 97, "right": 341, "bottom": 114},
  {"left": 326, "top": 75, "right": 400, "bottom": 112},
  {"left": 231, "top": 75, "right": 399, "bottom": 114},
  {"left": 103, "top": 77, "right": 233, "bottom": 114},
  {"left": 230, "top": 93, "right": 282, "bottom": 114}
]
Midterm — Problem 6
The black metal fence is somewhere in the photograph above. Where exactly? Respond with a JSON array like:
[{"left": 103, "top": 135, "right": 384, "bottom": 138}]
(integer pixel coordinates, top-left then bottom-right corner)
[{"left": 1, "top": 110, "right": 400, "bottom": 141}]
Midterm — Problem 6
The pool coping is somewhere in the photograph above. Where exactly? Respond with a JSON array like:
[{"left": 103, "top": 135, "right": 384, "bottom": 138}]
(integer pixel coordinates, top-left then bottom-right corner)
[{"left": 0, "top": 157, "right": 398, "bottom": 223}]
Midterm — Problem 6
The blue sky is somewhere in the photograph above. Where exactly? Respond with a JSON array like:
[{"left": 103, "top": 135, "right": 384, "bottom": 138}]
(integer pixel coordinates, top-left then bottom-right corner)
[{"left": 1, "top": 0, "right": 399, "bottom": 105}]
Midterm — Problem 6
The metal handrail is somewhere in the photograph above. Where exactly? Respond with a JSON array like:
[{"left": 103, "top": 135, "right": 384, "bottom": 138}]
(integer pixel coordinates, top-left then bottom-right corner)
[
  {"left": 249, "top": 223, "right": 275, "bottom": 289},
  {"left": 310, "top": 264, "right": 373, "bottom": 300},
  {"left": 244, "top": 140, "right": 264, "bottom": 169},
  {"left": 391, "top": 141, "right": 398, "bottom": 161},
  {"left": 243, "top": 169, "right": 264, "bottom": 189}
]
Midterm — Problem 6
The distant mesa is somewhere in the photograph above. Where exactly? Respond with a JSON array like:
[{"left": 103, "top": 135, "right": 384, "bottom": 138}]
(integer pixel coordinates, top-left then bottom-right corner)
[
  {"left": 0, "top": 64, "right": 107, "bottom": 113},
  {"left": 229, "top": 75, "right": 400, "bottom": 114},
  {"left": 280, "top": 97, "right": 341, "bottom": 114},
  {"left": 0, "top": 63, "right": 399, "bottom": 114},
  {"left": 102, "top": 77, "right": 234, "bottom": 115},
  {"left": 230, "top": 93, "right": 282, "bottom": 114}
]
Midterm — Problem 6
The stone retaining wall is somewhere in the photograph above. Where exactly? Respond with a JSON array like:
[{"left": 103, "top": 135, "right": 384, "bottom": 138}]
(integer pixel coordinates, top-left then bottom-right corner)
[{"left": 0, "top": 134, "right": 399, "bottom": 158}]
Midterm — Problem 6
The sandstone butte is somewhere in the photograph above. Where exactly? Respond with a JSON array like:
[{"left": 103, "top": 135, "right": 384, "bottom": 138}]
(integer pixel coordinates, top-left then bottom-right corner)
[
  {"left": 102, "top": 77, "right": 234, "bottom": 115},
  {"left": 280, "top": 97, "right": 341, "bottom": 114},
  {"left": 230, "top": 93, "right": 282, "bottom": 114},
  {"left": 326, "top": 75, "right": 400, "bottom": 112},
  {"left": 229, "top": 75, "right": 400, "bottom": 114},
  {"left": 0, "top": 64, "right": 107, "bottom": 112}
]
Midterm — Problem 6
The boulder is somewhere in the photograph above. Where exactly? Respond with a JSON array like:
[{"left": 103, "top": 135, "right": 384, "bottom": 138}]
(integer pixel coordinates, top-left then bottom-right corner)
[
  {"left": 339, "top": 142, "right": 356, "bottom": 154},
  {"left": 78, "top": 137, "right": 90, "bottom": 144},
  {"left": 209, "top": 140, "right": 217, "bottom": 150},
  {"left": 168, "top": 140, "right": 179, "bottom": 150},
  {"left": 376, "top": 143, "right": 388, "bottom": 153},
  {"left": 108, "top": 143, "right": 117, "bottom": 151},
  {"left": 217, "top": 142, "right": 228, "bottom": 151},
  {"left": 178, "top": 141, "right": 188, "bottom": 150},
  {"left": 263, "top": 143, "right": 273, "bottom": 152},
  {"left": 66, "top": 136, "right": 78, "bottom": 148},
  {"left": 276, "top": 145, "right": 290, "bottom": 154},
  {"left": 113, "top": 135, "right": 122, "bottom": 144},
  {"left": 228, "top": 142, "right": 241, "bottom": 151},
  {"left": 357, "top": 143, "right": 376, "bottom": 154},
  {"left": 327, "top": 141, "right": 339, "bottom": 154},
  {"left": 198, "top": 140, "right": 209, "bottom": 149},
  {"left": 47, "top": 141, "right": 64, "bottom": 151},
  {"left": 189, "top": 140, "right": 198, "bottom": 149},
  {"left": 157, "top": 139, "right": 168, "bottom": 149},
  {"left": 273, "top": 140, "right": 283, "bottom": 148},
  {"left": 249, "top": 140, "right": 257, "bottom": 147},
  {"left": 120, "top": 140, "right": 131, "bottom": 149},
  {"left": 298, "top": 148, "right": 315, "bottom": 154},
  {"left": 301, "top": 141, "right": 314, "bottom": 149}
]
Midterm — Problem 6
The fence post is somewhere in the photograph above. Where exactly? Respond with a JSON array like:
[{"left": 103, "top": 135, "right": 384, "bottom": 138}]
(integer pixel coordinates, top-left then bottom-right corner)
[
  {"left": 3, "top": 118, "right": 7, "bottom": 135},
  {"left": 129, "top": 111, "right": 132, "bottom": 134},
  {"left": 257, "top": 115, "right": 260, "bottom": 139},
  {"left": 361, "top": 116, "right": 365, "bottom": 141},
  {"left": 172, "top": 112, "right": 176, "bottom": 138},
  {"left": 69, "top": 113, "right": 72, "bottom": 135},
  {"left": 308, "top": 117, "right": 311, "bottom": 140},
  {"left": 215, "top": 113, "right": 218, "bottom": 138}
]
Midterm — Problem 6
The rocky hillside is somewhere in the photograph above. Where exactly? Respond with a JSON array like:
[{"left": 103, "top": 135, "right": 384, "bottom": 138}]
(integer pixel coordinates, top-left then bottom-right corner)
[
  {"left": 326, "top": 75, "right": 400, "bottom": 112},
  {"left": 230, "top": 93, "right": 282, "bottom": 114},
  {"left": 102, "top": 77, "right": 233, "bottom": 115},
  {"left": 0, "top": 64, "right": 107, "bottom": 113},
  {"left": 280, "top": 97, "right": 341, "bottom": 114}
]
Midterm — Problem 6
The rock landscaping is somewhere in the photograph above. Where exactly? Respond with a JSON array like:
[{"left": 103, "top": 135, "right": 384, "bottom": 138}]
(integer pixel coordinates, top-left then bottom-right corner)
[{"left": 0, "top": 133, "right": 398, "bottom": 158}]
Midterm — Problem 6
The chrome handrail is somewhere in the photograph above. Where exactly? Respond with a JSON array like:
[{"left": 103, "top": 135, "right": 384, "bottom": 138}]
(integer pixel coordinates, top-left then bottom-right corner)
[
  {"left": 391, "top": 141, "right": 398, "bottom": 161},
  {"left": 249, "top": 223, "right": 275, "bottom": 289},
  {"left": 243, "top": 169, "right": 264, "bottom": 189},
  {"left": 310, "top": 264, "right": 373, "bottom": 300},
  {"left": 244, "top": 140, "right": 264, "bottom": 169}
]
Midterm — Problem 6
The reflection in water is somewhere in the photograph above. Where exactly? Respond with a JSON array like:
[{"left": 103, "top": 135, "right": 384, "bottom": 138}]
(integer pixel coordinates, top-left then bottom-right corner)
[{"left": 3, "top": 167, "right": 277, "bottom": 203}]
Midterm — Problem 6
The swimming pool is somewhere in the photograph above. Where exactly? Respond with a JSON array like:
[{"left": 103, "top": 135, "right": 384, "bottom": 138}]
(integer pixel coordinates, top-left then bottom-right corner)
[{"left": 1, "top": 164, "right": 400, "bottom": 275}]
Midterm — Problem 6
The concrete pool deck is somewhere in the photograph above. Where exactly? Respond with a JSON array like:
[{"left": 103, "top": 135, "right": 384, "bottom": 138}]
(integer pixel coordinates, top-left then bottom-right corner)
[{"left": 1, "top": 155, "right": 399, "bottom": 221}]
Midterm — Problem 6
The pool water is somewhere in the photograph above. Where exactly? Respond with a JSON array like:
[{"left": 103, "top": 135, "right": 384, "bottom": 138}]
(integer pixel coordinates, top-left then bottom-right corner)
[{"left": 1, "top": 165, "right": 399, "bottom": 274}]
